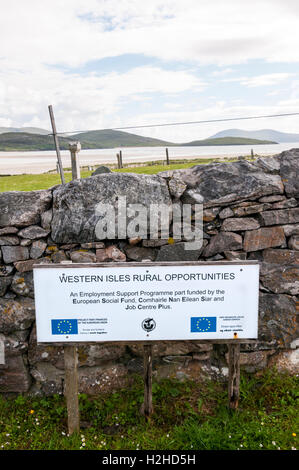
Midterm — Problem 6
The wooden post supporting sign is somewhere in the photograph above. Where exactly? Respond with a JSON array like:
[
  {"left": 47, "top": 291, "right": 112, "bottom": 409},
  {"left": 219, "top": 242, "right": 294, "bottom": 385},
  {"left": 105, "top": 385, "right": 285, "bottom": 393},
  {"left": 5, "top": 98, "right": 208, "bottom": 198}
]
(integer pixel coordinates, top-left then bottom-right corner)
[
  {"left": 61, "top": 153, "right": 82, "bottom": 434},
  {"left": 228, "top": 343, "right": 241, "bottom": 409},
  {"left": 64, "top": 344, "right": 80, "bottom": 434},
  {"left": 141, "top": 344, "right": 154, "bottom": 418}
]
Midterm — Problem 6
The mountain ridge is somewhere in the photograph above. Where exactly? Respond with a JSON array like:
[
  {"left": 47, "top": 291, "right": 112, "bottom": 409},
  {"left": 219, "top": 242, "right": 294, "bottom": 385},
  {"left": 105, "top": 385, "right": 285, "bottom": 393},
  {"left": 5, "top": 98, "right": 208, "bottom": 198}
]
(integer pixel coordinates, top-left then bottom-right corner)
[
  {"left": 209, "top": 128, "right": 299, "bottom": 143},
  {"left": 0, "top": 129, "right": 277, "bottom": 151}
]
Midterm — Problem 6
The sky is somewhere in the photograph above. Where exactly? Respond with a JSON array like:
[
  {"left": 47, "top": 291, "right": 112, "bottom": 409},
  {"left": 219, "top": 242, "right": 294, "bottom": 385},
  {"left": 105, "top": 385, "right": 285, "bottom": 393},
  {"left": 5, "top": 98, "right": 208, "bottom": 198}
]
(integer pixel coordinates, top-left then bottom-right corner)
[{"left": 1, "top": 0, "right": 299, "bottom": 143}]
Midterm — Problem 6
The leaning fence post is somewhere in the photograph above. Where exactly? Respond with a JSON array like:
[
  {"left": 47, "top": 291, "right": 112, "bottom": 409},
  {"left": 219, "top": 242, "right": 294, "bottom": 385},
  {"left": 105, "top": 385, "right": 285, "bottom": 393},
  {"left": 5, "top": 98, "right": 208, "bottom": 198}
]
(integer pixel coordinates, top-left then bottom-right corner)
[
  {"left": 48, "top": 104, "right": 65, "bottom": 185},
  {"left": 141, "top": 343, "right": 154, "bottom": 418},
  {"left": 69, "top": 142, "right": 81, "bottom": 180},
  {"left": 228, "top": 343, "right": 241, "bottom": 409}
]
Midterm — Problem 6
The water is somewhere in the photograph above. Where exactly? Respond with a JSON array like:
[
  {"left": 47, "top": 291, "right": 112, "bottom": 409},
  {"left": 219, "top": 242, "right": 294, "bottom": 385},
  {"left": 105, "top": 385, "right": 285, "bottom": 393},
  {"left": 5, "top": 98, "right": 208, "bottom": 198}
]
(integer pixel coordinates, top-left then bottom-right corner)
[{"left": 0, "top": 142, "right": 299, "bottom": 175}]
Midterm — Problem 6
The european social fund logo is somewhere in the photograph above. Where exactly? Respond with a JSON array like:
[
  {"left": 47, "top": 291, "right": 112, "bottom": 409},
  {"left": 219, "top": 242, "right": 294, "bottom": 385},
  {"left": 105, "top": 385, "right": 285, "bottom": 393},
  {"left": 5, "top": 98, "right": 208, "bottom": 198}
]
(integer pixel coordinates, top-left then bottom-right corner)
[
  {"left": 190, "top": 317, "right": 217, "bottom": 333},
  {"left": 51, "top": 319, "right": 78, "bottom": 335}
]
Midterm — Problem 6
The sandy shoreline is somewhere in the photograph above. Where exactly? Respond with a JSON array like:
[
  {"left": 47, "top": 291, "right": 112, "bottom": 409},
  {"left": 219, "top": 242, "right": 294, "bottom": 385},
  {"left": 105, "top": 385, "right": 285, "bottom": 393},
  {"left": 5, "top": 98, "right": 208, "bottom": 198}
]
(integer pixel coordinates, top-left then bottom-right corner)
[{"left": 0, "top": 142, "right": 297, "bottom": 175}]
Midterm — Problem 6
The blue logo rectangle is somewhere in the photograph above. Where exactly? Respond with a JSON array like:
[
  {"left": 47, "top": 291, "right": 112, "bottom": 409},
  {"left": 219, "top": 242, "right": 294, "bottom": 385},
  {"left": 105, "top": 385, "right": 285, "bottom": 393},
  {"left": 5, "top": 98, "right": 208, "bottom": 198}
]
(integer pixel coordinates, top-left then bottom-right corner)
[
  {"left": 51, "top": 319, "right": 78, "bottom": 335},
  {"left": 191, "top": 317, "right": 217, "bottom": 333}
]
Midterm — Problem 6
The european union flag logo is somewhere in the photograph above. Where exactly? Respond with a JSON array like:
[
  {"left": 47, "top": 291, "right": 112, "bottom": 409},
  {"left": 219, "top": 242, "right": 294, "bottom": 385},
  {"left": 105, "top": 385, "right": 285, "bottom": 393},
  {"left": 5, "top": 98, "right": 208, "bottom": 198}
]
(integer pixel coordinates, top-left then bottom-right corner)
[
  {"left": 51, "top": 319, "right": 78, "bottom": 335},
  {"left": 191, "top": 317, "right": 217, "bottom": 333}
]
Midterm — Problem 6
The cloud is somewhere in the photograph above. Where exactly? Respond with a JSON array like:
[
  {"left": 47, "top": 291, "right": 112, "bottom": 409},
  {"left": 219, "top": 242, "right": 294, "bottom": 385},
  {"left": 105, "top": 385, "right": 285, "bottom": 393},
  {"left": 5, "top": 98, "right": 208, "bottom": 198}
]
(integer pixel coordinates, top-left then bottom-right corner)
[
  {"left": 0, "top": 65, "right": 204, "bottom": 131},
  {"left": 1, "top": 0, "right": 299, "bottom": 69},
  {"left": 0, "top": 0, "right": 299, "bottom": 138},
  {"left": 240, "top": 73, "right": 295, "bottom": 88}
]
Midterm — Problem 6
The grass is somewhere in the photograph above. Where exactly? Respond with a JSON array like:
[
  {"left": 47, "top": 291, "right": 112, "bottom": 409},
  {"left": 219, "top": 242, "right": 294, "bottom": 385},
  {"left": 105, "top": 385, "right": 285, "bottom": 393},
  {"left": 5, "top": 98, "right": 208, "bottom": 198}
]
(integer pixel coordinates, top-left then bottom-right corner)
[
  {"left": 0, "top": 157, "right": 241, "bottom": 192},
  {"left": 0, "top": 368, "right": 298, "bottom": 450}
]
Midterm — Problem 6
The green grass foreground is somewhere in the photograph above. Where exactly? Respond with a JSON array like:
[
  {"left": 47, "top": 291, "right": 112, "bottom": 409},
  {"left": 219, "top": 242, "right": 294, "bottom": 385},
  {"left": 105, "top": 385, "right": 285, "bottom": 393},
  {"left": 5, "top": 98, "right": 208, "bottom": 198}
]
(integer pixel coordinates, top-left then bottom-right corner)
[
  {"left": 0, "top": 369, "right": 298, "bottom": 450},
  {"left": 0, "top": 158, "right": 229, "bottom": 192}
]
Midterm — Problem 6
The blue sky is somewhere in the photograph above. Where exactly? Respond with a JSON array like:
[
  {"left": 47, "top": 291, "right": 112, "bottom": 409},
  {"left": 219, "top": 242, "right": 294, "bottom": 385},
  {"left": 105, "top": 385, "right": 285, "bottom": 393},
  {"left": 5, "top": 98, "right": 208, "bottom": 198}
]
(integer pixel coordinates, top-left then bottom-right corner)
[{"left": 0, "top": 0, "right": 299, "bottom": 142}]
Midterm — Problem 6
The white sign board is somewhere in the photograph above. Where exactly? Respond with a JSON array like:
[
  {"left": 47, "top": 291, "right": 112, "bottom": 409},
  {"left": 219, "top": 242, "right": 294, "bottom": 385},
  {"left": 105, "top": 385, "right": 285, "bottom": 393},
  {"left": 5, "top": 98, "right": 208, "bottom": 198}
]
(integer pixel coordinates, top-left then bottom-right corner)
[{"left": 33, "top": 262, "right": 259, "bottom": 342}]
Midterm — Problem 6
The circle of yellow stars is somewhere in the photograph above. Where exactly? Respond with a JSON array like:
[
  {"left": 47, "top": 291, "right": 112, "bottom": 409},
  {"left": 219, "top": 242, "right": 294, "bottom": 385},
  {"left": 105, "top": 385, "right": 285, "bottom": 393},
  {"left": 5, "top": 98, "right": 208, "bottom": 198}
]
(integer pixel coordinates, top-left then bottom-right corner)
[
  {"left": 57, "top": 320, "right": 73, "bottom": 334},
  {"left": 195, "top": 317, "right": 212, "bottom": 332}
]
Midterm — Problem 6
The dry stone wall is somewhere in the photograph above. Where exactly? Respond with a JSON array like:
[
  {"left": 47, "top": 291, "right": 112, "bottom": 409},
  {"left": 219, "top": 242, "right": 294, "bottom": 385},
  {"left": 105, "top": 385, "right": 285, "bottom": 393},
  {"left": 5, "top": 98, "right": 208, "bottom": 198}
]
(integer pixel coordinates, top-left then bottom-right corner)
[{"left": 0, "top": 149, "right": 299, "bottom": 395}]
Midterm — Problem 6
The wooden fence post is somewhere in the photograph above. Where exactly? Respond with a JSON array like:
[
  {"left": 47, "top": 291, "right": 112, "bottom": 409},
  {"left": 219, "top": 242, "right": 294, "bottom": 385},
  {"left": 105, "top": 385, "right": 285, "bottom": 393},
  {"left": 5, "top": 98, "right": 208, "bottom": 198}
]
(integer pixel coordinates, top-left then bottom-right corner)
[
  {"left": 119, "top": 150, "right": 123, "bottom": 168},
  {"left": 228, "top": 343, "right": 241, "bottom": 409},
  {"left": 116, "top": 153, "right": 121, "bottom": 169},
  {"left": 64, "top": 344, "right": 80, "bottom": 434},
  {"left": 48, "top": 104, "right": 65, "bottom": 185},
  {"left": 69, "top": 142, "right": 81, "bottom": 180},
  {"left": 166, "top": 148, "right": 170, "bottom": 165},
  {"left": 61, "top": 150, "right": 82, "bottom": 434},
  {"left": 141, "top": 344, "right": 153, "bottom": 418}
]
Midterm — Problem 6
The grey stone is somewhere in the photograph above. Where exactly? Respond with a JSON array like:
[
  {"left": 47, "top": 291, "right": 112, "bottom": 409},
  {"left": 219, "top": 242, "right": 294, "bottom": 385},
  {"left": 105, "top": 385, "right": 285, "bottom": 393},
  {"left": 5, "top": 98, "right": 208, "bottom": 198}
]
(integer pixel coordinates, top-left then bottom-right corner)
[
  {"left": 18, "top": 225, "right": 50, "bottom": 240},
  {"left": 260, "top": 263, "right": 299, "bottom": 295},
  {"left": 0, "top": 227, "right": 18, "bottom": 235},
  {"left": 0, "top": 235, "right": 19, "bottom": 246},
  {"left": 281, "top": 224, "right": 299, "bottom": 237},
  {"left": 156, "top": 242, "right": 204, "bottom": 261},
  {"left": 224, "top": 251, "right": 247, "bottom": 260},
  {"left": 0, "top": 276, "right": 13, "bottom": 296},
  {"left": 0, "top": 353, "right": 31, "bottom": 392},
  {"left": 221, "top": 217, "right": 260, "bottom": 232},
  {"left": 263, "top": 249, "right": 299, "bottom": 265},
  {"left": 0, "top": 190, "right": 52, "bottom": 227},
  {"left": 41, "top": 209, "right": 53, "bottom": 230},
  {"left": 14, "top": 257, "right": 52, "bottom": 273},
  {"left": 219, "top": 207, "right": 234, "bottom": 219},
  {"left": 51, "top": 251, "right": 68, "bottom": 263},
  {"left": 91, "top": 165, "right": 112, "bottom": 175},
  {"left": 259, "top": 195, "right": 286, "bottom": 203},
  {"left": 80, "top": 242, "right": 105, "bottom": 249},
  {"left": 168, "top": 177, "right": 187, "bottom": 199},
  {"left": 203, "top": 232, "right": 242, "bottom": 258},
  {"left": 20, "top": 238, "right": 32, "bottom": 247},
  {"left": 179, "top": 159, "right": 284, "bottom": 207},
  {"left": 30, "top": 240, "right": 47, "bottom": 259},
  {"left": 203, "top": 207, "right": 220, "bottom": 222},
  {"left": 105, "top": 245, "right": 126, "bottom": 261},
  {"left": 1, "top": 246, "right": 29, "bottom": 263},
  {"left": 279, "top": 148, "right": 299, "bottom": 197},
  {"left": 70, "top": 250, "right": 97, "bottom": 263},
  {"left": 258, "top": 208, "right": 299, "bottom": 226},
  {"left": 11, "top": 272, "right": 34, "bottom": 297},
  {"left": 259, "top": 293, "right": 298, "bottom": 348},
  {"left": 51, "top": 173, "right": 172, "bottom": 243},
  {"left": 243, "top": 226, "right": 285, "bottom": 252},
  {"left": 0, "top": 297, "right": 35, "bottom": 334},
  {"left": 142, "top": 239, "right": 169, "bottom": 247},
  {"left": 124, "top": 246, "right": 157, "bottom": 261},
  {"left": 182, "top": 188, "right": 204, "bottom": 204},
  {"left": 271, "top": 198, "right": 298, "bottom": 210},
  {"left": 288, "top": 235, "right": 299, "bottom": 251},
  {"left": 255, "top": 155, "right": 281, "bottom": 173},
  {"left": 232, "top": 203, "right": 272, "bottom": 217},
  {"left": 0, "top": 264, "right": 14, "bottom": 276}
]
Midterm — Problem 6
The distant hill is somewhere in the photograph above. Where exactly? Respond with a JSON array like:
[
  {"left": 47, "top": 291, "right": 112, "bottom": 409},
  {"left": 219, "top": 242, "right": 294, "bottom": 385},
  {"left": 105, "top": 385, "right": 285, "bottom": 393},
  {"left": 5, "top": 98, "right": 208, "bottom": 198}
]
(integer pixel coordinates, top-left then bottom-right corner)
[
  {"left": 0, "top": 132, "right": 70, "bottom": 151},
  {"left": 0, "top": 127, "right": 49, "bottom": 135},
  {"left": 209, "top": 128, "right": 299, "bottom": 143},
  {"left": 70, "top": 129, "right": 173, "bottom": 148},
  {"left": 0, "top": 129, "right": 172, "bottom": 151},
  {"left": 0, "top": 129, "right": 277, "bottom": 151},
  {"left": 182, "top": 136, "right": 277, "bottom": 146}
]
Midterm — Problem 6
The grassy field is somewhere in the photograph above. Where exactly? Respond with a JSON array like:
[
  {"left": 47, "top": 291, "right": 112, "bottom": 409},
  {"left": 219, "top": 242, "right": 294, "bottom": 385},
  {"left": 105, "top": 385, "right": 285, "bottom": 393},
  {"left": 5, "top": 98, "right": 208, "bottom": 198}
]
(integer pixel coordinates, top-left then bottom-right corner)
[
  {"left": 0, "top": 369, "right": 298, "bottom": 450},
  {"left": 0, "top": 158, "right": 236, "bottom": 192}
]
